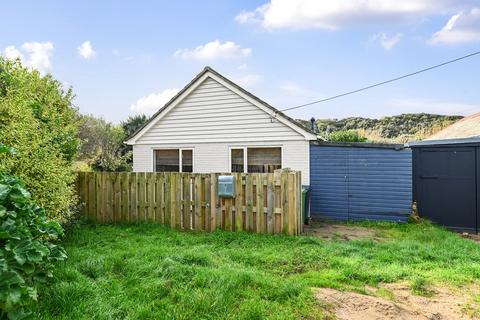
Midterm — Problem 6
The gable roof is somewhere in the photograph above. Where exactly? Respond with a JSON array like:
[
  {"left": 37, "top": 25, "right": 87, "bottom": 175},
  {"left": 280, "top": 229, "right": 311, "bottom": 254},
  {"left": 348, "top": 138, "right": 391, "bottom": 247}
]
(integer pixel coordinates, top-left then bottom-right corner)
[
  {"left": 125, "top": 66, "right": 317, "bottom": 144},
  {"left": 425, "top": 112, "right": 480, "bottom": 140}
]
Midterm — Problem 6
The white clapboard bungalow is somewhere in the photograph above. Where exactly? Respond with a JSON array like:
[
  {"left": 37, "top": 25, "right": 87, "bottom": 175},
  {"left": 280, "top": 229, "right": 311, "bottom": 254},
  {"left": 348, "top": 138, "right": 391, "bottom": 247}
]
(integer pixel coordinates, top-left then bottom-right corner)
[{"left": 125, "top": 67, "right": 318, "bottom": 185}]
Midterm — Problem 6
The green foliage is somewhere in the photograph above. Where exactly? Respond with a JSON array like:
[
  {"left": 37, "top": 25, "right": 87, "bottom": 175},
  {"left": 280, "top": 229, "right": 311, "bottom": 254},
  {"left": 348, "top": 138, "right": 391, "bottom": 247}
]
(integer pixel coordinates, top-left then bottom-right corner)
[
  {"left": 120, "top": 114, "right": 148, "bottom": 164},
  {"left": 32, "top": 222, "right": 480, "bottom": 319},
  {"left": 328, "top": 130, "right": 367, "bottom": 142},
  {"left": 0, "top": 168, "right": 67, "bottom": 319},
  {"left": 0, "top": 58, "right": 80, "bottom": 220},
  {"left": 121, "top": 114, "right": 148, "bottom": 139},
  {"left": 77, "top": 115, "right": 131, "bottom": 172},
  {"left": 298, "top": 113, "right": 462, "bottom": 142}
]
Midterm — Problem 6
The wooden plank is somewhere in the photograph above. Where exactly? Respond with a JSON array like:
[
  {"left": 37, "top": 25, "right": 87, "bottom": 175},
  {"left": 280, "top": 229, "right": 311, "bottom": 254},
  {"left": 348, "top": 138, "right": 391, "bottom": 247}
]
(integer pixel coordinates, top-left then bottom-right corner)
[
  {"left": 130, "top": 173, "right": 137, "bottom": 222},
  {"left": 194, "top": 175, "right": 202, "bottom": 230},
  {"left": 245, "top": 174, "right": 254, "bottom": 231},
  {"left": 170, "top": 173, "right": 177, "bottom": 228},
  {"left": 175, "top": 173, "right": 182, "bottom": 229},
  {"left": 209, "top": 173, "right": 218, "bottom": 231},
  {"left": 282, "top": 171, "right": 289, "bottom": 234},
  {"left": 235, "top": 173, "right": 243, "bottom": 231},
  {"left": 148, "top": 173, "right": 156, "bottom": 222},
  {"left": 113, "top": 173, "right": 120, "bottom": 223},
  {"left": 288, "top": 172, "right": 299, "bottom": 235},
  {"left": 107, "top": 173, "right": 114, "bottom": 222},
  {"left": 296, "top": 171, "right": 302, "bottom": 235},
  {"left": 101, "top": 173, "right": 108, "bottom": 223},
  {"left": 155, "top": 173, "right": 165, "bottom": 224},
  {"left": 138, "top": 173, "right": 147, "bottom": 222},
  {"left": 88, "top": 173, "right": 96, "bottom": 222},
  {"left": 204, "top": 174, "right": 211, "bottom": 232},
  {"left": 164, "top": 173, "right": 171, "bottom": 226},
  {"left": 120, "top": 172, "right": 129, "bottom": 222},
  {"left": 181, "top": 174, "right": 189, "bottom": 229},
  {"left": 200, "top": 175, "right": 207, "bottom": 230},
  {"left": 224, "top": 197, "right": 232, "bottom": 231},
  {"left": 256, "top": 174, "right": 265, "bottom": 233},
  {"left": 266, "top": 173, "right": 274, "bottom": 234}
]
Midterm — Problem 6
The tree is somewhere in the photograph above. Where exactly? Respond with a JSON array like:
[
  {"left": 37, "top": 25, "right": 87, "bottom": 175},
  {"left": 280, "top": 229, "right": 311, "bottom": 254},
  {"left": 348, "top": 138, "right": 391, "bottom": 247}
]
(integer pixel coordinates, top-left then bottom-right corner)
[
  {"left": 0, "top": 58, "right": 80, "bottom": 221},
  {"left": 121, "top": 114, "right": 148, "bottom": 139},
  {"left": 328, "top": 130, "right": 367, "bottom": 142},
  {"left": 77, "top": 114, "right": 131, "bottom": 172}
]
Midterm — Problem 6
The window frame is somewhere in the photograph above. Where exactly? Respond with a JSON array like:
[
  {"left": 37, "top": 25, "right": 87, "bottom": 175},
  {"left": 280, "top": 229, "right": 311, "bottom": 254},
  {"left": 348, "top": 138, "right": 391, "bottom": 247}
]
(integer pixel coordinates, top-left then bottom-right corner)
[
  {"left": 229, "top": 146, "right": 283, "bottom": 173},
  {"left": 153, "top": 147, "right": 194, "bottom": 173}
]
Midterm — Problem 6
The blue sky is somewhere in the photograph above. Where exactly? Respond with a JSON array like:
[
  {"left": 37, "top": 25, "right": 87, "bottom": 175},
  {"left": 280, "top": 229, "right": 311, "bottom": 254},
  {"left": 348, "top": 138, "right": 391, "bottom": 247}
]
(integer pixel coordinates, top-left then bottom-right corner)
[{"left": 1, "top": 0, "right": 479, "bottom": 122}]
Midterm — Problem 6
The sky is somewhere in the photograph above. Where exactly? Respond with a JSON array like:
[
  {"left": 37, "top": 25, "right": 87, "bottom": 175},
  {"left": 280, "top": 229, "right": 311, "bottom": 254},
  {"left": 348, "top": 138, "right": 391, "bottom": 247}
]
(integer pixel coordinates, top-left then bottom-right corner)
[{"left": 1, "top": 0, "right": 480, "bottom": 123}]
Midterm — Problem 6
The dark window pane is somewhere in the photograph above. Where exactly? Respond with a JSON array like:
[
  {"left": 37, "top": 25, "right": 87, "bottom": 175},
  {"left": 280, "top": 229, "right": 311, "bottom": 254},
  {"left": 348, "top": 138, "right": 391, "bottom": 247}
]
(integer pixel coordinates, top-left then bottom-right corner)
[
  {"left": 182, "top": 149, "right": 193, "bottom": 173},
  {"left": 247, "top": 147, "right": 281, "bottom": 173},
  {"left": 155, "top": 149, "right": 179, "bottom": 172},
  {"left": 231, "top": 148, "right": 244, "bottom": 173}
]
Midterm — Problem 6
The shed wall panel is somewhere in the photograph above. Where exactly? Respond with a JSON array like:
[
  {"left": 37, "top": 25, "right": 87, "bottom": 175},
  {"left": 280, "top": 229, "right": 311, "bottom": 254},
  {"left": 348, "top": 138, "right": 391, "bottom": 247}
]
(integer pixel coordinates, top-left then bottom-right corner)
[{"left": 310, "top": 145, "right": 412, "bottom": 221}]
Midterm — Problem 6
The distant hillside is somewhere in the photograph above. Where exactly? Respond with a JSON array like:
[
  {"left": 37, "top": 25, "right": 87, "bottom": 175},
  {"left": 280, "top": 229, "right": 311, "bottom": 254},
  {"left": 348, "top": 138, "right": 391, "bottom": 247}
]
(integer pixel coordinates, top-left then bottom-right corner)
[{"left": 297, "top": 113, "right": 463, "bottom": 143}]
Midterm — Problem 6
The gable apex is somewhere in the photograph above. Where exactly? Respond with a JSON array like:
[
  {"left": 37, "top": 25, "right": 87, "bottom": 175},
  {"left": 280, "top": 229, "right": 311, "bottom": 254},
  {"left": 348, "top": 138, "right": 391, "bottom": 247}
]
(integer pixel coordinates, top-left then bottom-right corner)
[{"left": 125, "top": 67, "right": 317, "bottom": 144}]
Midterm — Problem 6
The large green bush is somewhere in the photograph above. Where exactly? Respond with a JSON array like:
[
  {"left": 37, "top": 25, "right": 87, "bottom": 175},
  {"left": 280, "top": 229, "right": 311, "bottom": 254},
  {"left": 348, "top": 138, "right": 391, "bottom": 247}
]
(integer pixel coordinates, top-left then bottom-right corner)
[
  {"left": 0, "top": 145, "right": 67, "bottom": 320},
  {"left": 0, "top": 58, "right": 80, "bottom": 220},
  {"left": 328, "top": 130, "right": 367, "bottom": 142}
]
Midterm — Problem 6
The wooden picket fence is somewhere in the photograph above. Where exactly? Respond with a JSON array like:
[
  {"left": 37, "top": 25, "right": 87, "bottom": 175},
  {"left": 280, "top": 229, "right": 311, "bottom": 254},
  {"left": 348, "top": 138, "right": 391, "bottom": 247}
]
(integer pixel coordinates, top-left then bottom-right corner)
[{"left": 76, "top": 170, "right": 303, "bottom": 235}]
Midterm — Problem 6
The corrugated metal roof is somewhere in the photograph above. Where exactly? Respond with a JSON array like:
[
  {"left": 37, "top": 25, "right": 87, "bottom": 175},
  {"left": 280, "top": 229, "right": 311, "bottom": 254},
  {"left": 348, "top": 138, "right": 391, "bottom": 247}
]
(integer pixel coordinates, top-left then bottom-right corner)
[{"left": 426, "top": 112, "right": 480, "bottom": 140}]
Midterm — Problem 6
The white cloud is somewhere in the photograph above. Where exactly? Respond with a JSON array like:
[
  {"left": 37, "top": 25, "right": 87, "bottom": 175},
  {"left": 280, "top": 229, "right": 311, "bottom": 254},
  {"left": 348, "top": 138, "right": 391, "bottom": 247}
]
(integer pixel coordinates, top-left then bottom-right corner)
[
  {"left": 370, "top": 32, "right": 403, "bottom": 50},
  {"left": 22, "top": 42, "right": 54, "bottom": 73},
  {"left": 78, "top": 41, "right": 96, "bottom": 59},
  {"left": 130, "top": 88, "right": 179, "bottom": 115},
  {"left": 236, "top": 0, "right": 473, "bottom": 30},
  {"left": 112, "top": 49, "right": 120, "bottom": 56},
  {"left": 2, "top": 42, "right": 53, "bottom": 74},
  {"left": 429, "top": 8, "right": 480, "bottom": 45},
  {"left": 3, "top": 46, "right": 24, "bottom": 60},
  {"left": 235, "top": 74, "right": 261, "bottom": 88},
  {"left": 174, "top": 40, "right": 251, "bottom": 60}
]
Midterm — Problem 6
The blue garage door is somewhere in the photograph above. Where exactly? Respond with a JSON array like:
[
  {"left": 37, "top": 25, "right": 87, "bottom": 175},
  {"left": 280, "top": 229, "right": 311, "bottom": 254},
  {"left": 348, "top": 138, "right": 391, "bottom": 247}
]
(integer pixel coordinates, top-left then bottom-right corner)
[{"left": 310, "top": 144, "right": 412, "bottom": 221}]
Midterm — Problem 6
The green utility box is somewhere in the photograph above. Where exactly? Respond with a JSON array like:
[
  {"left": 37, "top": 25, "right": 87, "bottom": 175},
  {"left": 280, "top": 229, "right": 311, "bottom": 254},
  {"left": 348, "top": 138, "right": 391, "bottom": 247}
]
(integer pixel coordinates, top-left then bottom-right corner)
[{"left": 301, "top": 186, "right": 311, "bottom": 224}]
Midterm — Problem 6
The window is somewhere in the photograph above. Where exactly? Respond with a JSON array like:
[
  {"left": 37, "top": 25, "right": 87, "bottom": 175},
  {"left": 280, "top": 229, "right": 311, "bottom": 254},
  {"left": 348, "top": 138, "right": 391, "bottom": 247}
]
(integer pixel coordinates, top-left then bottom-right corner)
[
  {"left": 231, "top": 148, "right": 244, "bottom": 173},
  {"left": 230, "top": 147, "right": 281, "bottom": 173},
  {"left": 247, "top": 147, "right": 281, "bottom": 173},
  {"left": 155, "top": 149, "right": 193, "bottom": 172},
  {"left": 182, "top": 149, "right": 193, "bottom": 172}
]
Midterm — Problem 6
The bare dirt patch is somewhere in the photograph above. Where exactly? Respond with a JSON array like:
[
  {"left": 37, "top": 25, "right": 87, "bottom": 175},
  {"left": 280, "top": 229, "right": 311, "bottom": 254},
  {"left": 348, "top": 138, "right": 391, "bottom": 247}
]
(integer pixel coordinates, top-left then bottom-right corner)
[
  {"left": 315, "top": 283, "right": 480, "bottom": 320},
  {"left": 304, "top": 222, "right": 379, "bottom": 241}
]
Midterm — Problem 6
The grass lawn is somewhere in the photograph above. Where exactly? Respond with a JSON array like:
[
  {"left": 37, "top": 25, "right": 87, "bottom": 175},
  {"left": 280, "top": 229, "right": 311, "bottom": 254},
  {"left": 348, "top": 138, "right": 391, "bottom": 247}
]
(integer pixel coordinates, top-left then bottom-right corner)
[{"left": 33, "top": 221, "right": 480, "bottom": 319}]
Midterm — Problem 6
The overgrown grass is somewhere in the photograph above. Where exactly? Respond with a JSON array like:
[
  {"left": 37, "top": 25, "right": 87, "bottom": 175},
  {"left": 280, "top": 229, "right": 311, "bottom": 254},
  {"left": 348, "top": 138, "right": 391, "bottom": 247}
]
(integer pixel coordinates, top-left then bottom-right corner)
[{"left": 33, "top": 221, "right": 480, "bottom": 319}]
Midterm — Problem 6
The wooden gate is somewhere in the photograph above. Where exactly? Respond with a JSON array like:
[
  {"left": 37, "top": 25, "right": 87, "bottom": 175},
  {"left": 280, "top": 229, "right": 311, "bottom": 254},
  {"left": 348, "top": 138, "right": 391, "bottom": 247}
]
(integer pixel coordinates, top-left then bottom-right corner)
[{"left": 76, "top": 170, "right": 302, "bottom": 235}]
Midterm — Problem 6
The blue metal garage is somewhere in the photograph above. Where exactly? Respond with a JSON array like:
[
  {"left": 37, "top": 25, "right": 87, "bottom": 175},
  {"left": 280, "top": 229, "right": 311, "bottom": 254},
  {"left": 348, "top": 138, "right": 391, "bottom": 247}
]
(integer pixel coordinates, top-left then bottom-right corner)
[{"left": 309, "top": 142, "right": 412, "bottom": 221}]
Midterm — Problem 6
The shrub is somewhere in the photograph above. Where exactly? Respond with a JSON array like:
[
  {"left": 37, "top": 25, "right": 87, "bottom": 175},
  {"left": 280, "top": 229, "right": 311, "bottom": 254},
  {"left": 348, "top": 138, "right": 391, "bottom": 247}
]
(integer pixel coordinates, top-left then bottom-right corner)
[
  {"left": 0, "top": 145, "right": 67, "bottom": 319},
  {"left": 0, "top": 58, "right": 80, "bottom": 220},
  {"left": 77, "top": 114, "right": 131, "bottom": 172},
  {"left": 328, "top": 130, "right": 367, "bottom": 143}
]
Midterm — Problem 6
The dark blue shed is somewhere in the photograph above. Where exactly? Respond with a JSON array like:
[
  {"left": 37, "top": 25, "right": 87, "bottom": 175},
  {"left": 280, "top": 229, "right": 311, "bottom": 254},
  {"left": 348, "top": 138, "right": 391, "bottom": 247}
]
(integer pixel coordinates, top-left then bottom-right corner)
[{"left": 309, "top": 142, "right": 412, "bottom": 221}]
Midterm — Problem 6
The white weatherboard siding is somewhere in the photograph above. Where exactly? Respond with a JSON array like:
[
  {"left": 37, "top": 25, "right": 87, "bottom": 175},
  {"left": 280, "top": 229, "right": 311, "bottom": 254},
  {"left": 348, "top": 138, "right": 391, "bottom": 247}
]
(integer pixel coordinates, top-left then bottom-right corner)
[
  {"left": 135, "top": 77, "right": 304, "bottom": 144},
  {"left": 133, "top": 140, "right": 310, "bottom": 185}
]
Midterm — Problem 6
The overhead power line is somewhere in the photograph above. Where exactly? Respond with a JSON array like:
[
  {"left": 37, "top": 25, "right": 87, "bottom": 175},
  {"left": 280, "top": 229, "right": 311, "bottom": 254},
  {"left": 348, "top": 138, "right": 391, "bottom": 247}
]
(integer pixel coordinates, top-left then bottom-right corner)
[{"left": 280, "top": 50, "right": 480, "bottom": 113}]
